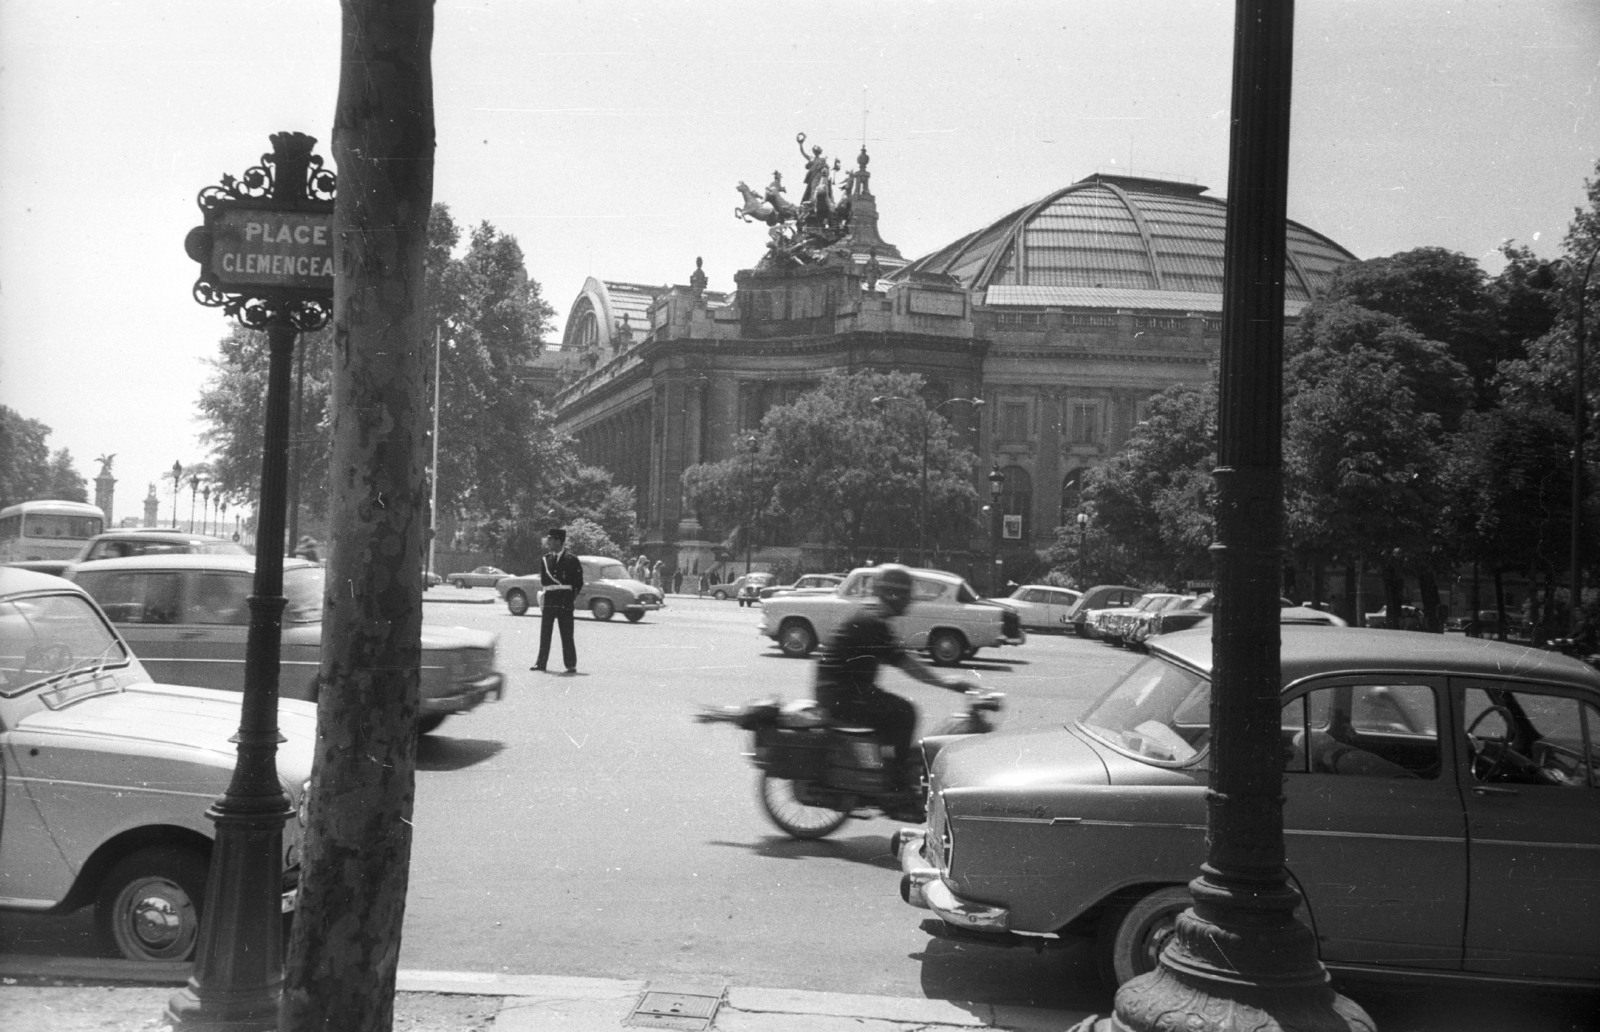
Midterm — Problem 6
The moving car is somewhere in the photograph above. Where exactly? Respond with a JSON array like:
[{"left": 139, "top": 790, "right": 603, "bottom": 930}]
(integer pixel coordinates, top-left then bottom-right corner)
[
  {"left": 758, "top": 573, "right": 845, "bottom": 600},
  {"left": 708, "top": 572, "right": 766, "bottom": 602},
  {"left": 445, "top": 565, "right": 509, "bottom": 589},
  {"left": 0, "top": 566, "right": 315, "bottom": 961},
  {"left": 996, "top": 585, "right": 1083, "bottom": 633},
  {"left": 7, "top": 529, "right": 250, "bottom": 579},
  {"left": 896, "top": 626, "right": 1600, "bottom": 990},
  {"left": 69, "top": 555, "right": 503, "bottom": 734},
  {"left": 735, "top": 572, "right": 775, "bottom": 607},
  {"left": 495, "top": 555, "right": 664, "bottom": 622},
  {"left": 1062, "top": 585, "right": 1142, "bottom": 638},
  {"left": 758, "top": 566, "right": 1025, "bottom": 664}
]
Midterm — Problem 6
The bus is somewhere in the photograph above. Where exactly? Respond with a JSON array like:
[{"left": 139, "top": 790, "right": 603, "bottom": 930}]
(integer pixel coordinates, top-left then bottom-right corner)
[{"left": 0, "top": 500, "right": 106, "bottom": 562}]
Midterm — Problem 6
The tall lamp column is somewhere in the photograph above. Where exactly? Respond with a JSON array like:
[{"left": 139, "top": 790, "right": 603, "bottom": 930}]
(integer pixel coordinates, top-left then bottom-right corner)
[
  {"left": 171, "top": 462, "right": 183, "bottom": 529},
  {"left": 987, "top": 464, "right": 1004, "bottom": 596}
]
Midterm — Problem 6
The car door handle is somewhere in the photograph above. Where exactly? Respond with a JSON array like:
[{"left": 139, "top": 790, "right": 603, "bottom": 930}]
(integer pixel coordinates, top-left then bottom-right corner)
[
  {"left": 1470, "top": 784, "right": 1519, "bottom": 797},
  {"left": 179, "top": 630, "right": 207, "bottom": 639}
]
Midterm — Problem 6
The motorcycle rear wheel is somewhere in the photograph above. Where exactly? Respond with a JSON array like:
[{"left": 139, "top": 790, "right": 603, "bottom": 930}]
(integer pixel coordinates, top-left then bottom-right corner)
[{"left": 757, "top": 773, "right": 850, "bottom": 840}]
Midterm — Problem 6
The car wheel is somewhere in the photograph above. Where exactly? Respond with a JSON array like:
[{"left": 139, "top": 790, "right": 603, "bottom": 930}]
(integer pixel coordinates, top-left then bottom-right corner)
[
  {"left": 778, "top": 619, "right": 817, "bottom": 657},
  {"left": 505, "top": 589, "right": 529, "bottom": 616},
  {"left": 591, "top": 598, "right": 615, "bottom": 621},
  {"left": 927, "top": 630, "right": 966, "bottom": 667},
  {"left": 452, "top": 578, "right": 467, "bottom": 589},
  {"left": 95, "top": 846, "right": 207, "bottom": 962},
  {"left": 758, "top": 773, "right": 849, "bottom": 840},
  {"left": 625, "top": 610, "right": 645, "bottom": 623},
  {"left": 712, "top": 589, "right": 729, "bottom": 601},
  {"left": 1098, "top": 885, "right": 1190, "bottom": 989}
]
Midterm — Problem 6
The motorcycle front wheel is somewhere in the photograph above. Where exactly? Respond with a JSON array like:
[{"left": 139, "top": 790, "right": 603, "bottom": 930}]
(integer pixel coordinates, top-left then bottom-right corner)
[{"left": 757, "top": 773, "right": 851, "bottom": 840}]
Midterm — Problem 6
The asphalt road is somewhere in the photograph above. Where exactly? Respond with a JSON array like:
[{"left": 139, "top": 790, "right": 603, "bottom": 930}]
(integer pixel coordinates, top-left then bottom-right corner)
[{"left": 3, "top": 591, "right": 1595, "bottom": 1029}]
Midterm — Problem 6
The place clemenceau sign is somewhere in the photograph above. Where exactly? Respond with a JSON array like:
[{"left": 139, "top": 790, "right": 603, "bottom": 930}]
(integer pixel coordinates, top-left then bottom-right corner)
[{"left": 185, "top": 131, "right": 336, "bottom": 329}]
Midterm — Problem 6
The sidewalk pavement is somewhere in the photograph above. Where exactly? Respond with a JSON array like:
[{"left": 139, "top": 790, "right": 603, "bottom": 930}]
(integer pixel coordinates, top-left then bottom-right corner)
[{"left": 0, "top": 957, "right": 1094, "bottom": 1032}]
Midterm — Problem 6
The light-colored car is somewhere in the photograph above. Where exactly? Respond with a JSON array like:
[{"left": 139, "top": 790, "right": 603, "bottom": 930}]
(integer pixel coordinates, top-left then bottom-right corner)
[
  {"left": 1062, "top": 585, "right": 1143, "bottom": 637},
  {"left": 445, "top": 565, "right": 509, "bottom": 589},
  {"left": 1091, "top": 593, "right": 1190, "bottom": 646},
  {"left": 997, "top": 585, "right": 1083, "bottom": 633},
  {"left": 734, "top": 572, "right": 775, "bottom": 607},
  {"left": 0, "top": 566, "right": 315, "bottom": 961},
  {"left": 8, "top": 529, "right": 251, "bottom": 579},
  {"left": 69, "top": 555, "right": 503, "bottom": 735},
  {"left": 757, "top": 566, "right": 1025, "bottom": 664},
  {"left": 758, "top": 573, "right": 845, "bottom": 600},
  {"left": 1365, "top": 604, "right": 1425, "bottom": 630},
  {"left": 897, "top": 626, "right": 1600, "bottom": 991},
  {"left": 495, "top": 556, "right": 664, "bottom": 622},
  {"left": 707, "top": 572, "right": 764, "bottom": 603}
]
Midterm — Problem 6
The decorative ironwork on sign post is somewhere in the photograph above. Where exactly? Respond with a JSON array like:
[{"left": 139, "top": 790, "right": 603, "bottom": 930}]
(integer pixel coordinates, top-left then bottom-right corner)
[{"left": 184, "top": 131, "right": 335, "bottom": 330}]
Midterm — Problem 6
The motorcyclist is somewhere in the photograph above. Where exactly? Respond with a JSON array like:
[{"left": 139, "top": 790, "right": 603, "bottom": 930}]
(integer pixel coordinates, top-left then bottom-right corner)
[{"left": 814, "top": 564, "right": 974, "bottom": 819}]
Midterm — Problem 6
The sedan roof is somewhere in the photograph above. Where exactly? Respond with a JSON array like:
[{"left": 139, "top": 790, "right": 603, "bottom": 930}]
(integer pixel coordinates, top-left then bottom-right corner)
[
  {"left": 1151, "top": 625, "right": 1600, "bottom": 692},
  {"left": 68, "top": 554, "right": 318, "bottom": 574}
]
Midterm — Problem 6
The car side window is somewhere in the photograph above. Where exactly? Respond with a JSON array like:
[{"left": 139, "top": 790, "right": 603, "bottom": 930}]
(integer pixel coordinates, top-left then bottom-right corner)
[
  {"left": 1461, "top": 682, "right": 1596, "bottom": 789},
  {"left": 911, "top": 578, "right": 945, "bottom": 602},
  {"left": 844, "top": 575, "right": 874, "bottom": 597},
  {"left": 1282, "top": 683, "right": 1439, "bottom": 778},
  {"left": 186, "top": 573, "right": 251, "bottom": 626},
  {"left": 75, "top": 570, "right": 181, "bottom": 625}
]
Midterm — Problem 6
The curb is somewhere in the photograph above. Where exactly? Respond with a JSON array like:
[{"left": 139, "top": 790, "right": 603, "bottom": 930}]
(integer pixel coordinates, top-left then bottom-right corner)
[{"left": 0, "top": 959, "right": 1092, "bottom": 1031}]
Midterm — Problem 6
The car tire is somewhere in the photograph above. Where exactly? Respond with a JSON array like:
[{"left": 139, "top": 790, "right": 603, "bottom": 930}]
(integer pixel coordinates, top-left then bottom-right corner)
[
  {"left": 95, "top": 845, "right": 208, "bottom": 962},
  {"left": 1098, "top": 885, "right": 1190, "bottom": 990},
  {"left": 452, "top": 579, "right": 467, "bottom": 589},
  {"left": 625, "top": 610, "right": 645, "bottom": 623},
  {"left": 505, "top": 589, "right": 529, "bottom": 616},
  {"left": 591, "top": 598, "right": 615, "bottom": 621},
  {"left": 757, "top": 773, "right": 849, "bottom": 840},
  {"left": 712, "top": 589, "right": 729, "bottom": 601},
  {"left": 927, "top": 630, "right": 966, "bottom": 667},
  {"left": 778, "top": 619, "right": 817, "bottom": 657},
  {"left": 418, "top": 714, "right": 447, "bottom": 735},
  {"left": 961, "top": 647, "right": 980, "bottom": 661}
]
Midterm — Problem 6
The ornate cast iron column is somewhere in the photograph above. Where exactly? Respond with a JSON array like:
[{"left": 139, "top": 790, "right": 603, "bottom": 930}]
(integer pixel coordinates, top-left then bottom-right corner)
[
  {"left": 171, "top": 131, "right": 334, "bottom": 1031},
  {"left": 1079, "top": 4, "right": 1373, "bottom": 1030}
]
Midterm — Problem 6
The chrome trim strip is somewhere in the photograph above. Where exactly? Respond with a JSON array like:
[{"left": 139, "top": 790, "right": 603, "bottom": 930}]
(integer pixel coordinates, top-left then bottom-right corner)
[
  {"left": 12, "top": 776, "right": 214, "bottom": 800},
  {"left": 1322, "top": 961, "right": 1600, "bottom": 992},
  {"left": 0, "top": 897, "right": 59, "bottom": 910},
  {"left": 1286, "top": 828, "right": 1461, "bottom": 845},
  {"left": 952, "top": 815, "right": 1205, "bottom": 831},
  {"left": 1473, "top": 837, "right": 1600, "bottom": 852}
]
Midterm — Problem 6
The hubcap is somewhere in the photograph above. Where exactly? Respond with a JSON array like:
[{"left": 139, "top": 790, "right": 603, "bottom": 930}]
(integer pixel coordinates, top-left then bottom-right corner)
[{"left": 130, "top": 889, "right": 185, "bottom": 951}]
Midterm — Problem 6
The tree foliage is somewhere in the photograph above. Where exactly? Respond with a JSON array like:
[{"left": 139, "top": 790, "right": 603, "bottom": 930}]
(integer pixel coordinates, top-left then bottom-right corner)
[
  {"left": 681, "top": 370, "right": 981, "bottom": 563},
  {"left": 0, "top": 407, "right": 88, "bottom": 509}
]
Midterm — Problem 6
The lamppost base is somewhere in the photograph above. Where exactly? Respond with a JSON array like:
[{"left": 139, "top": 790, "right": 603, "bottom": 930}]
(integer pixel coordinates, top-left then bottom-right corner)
[
  {"left": 1068, "top": 963, "right": 1374, "bottom": 1032},
  {"left": 165, "top": 981, "right": 281, "bottom": 1032}
]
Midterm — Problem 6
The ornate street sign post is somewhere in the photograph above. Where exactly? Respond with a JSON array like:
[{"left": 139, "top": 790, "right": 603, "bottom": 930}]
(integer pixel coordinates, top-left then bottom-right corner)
[{"left": 171, "top": 131, "right": 334, "bottom": 1031}]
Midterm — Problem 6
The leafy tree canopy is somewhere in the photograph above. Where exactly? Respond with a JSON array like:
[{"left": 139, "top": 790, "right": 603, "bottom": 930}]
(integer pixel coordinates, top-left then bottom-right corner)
[{"left": 0, "top": 407, "right": 87, "bottom": 509}]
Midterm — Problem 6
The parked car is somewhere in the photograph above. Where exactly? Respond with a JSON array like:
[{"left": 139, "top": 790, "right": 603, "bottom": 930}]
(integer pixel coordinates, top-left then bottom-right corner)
[
  {"left": 758, "top": 573, "right": 845, "bottom": 600},
  {"left": 0, "top": 566, "right": 316, "bottom": 961},
  {"left": 1131, "top": 593, "right": 1215, "bottom": 646},
  {"left": 495, "top": 555, "right": 664, "bottom": 622},
  {"left": 1092, "top": 593, "right": 1190, "bottom": 646},
  {"left": 735, "top": 571, "right": 776, "bottom": 607},
  {"left": 707, "top": 572, "right": 763, "bottom": 602},
  {"left": 897, "top": 625, "right": 1600, "bottom": 991},
  {"left": 423, "top": 570, "right": 443, "bottom": 588},
  {"left": 758, "top": 566, "right": 1025, "bottom": 664},
  {"left": 7, "top": 529, "right": 252, "bottom": 579},
  {"left": 445, "top": 565, "right": 509, "bottom": 589},
  {"left": 68, "top": 554, "right": 503, "bottom": 734},
  {"left": 1363, "top": 603, "right": 1425, "bottom": 630},
  {"left": 1062, "top": 585, "right": 1142, "bottom": 637},
  {"left": 996, "top": 585, "right": 1083, "bottom": 633}
]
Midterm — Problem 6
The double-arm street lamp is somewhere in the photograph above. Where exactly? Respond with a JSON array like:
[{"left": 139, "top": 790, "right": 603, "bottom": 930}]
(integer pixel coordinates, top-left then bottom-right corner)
[
  {"left": 1531, "top": 246, "right": 1597, "bottom": 634},
  {"left": 872, "top": 394, "right": 984, "bottom": 565}
]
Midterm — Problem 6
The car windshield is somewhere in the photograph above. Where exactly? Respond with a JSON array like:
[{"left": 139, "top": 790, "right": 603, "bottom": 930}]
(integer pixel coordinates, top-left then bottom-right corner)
[
  {"left": 1077, "top": 655, "right": 1212, "bottom": 767},
  {"left": 284, "top": 566, "right": 324, "bottom": 623},
  {"left": 0, "top": 593, "right": 130, "bottom": 697},
  {"left": 597, "top": 563, "right": 629, "bottom": 580}
]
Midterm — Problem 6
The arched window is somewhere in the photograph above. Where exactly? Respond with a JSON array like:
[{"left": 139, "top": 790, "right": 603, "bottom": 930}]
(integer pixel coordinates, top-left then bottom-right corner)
[
  {"left": 1060, "top": 468, "right": 1088, "bottom": 527},
  {"left": 574, "top": 309, "right": 600, "bottom": 352},
  {"left": 999, "top": 465, "right": 1032, "bottom": 541}
]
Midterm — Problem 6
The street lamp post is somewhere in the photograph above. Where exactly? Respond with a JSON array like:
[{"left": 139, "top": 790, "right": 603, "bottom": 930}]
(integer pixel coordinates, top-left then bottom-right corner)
[
  {"left": 188, "top": 474, "right": 201, "bottom": 534},
  {"left": 202, "top": 485, "right": 212, "bottom": 536},
  {"left": 987, "top": 464, "right": 1005, "bottom": 596},
  {"left": 873, "top": 394, "right": 984, "bottom": 566},
  {"left": 171, "top": 462, "right": 183, "bottom": 528},
  {"left": 1076, "top": 511, "right": 1089, "bottom": 586}
]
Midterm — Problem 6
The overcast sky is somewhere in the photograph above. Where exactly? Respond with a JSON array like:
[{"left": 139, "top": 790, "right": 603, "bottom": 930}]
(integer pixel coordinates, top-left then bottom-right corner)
[{"left": 1, "top": 0, "right": 1596, "bottom": 517}]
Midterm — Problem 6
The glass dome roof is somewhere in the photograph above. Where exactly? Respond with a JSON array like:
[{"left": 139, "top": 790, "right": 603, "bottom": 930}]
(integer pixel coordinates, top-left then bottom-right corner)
[{"left": 898, "top": 174, "right": 1356, "bottom": 305}]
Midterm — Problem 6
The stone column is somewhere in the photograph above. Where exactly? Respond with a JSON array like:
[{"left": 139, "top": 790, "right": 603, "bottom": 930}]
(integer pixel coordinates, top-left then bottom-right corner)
[
  {"left": 94, "top": 469, "right": 116, "bottom": 526},
  {"left": 143, "top": 483, "right": 160, "bottom": 528}
]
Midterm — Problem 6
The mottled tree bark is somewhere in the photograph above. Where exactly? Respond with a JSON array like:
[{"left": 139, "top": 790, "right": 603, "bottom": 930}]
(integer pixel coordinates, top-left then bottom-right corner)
[{"left": 280, "top": 3, "right": 434, "bottom": 1031}]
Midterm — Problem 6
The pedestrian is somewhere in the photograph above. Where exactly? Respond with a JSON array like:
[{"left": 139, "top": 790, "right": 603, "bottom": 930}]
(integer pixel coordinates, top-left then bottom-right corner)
[
  {"left": 697, "top": 571, "right": 708, "bottom": 598},
  {"left": 651, "top": 560, "right": 664, "bottom": 592},
  {"left": 294, "top": 535, "right": 320, "bottom": 563},
  {"left": 672, "top": 568, "right": 684, "bottom": 595},
  {"left": 635, "top": 554, "right": 650, "bottom": 582},
  {"left": 532, "top": 527, "right": 584, "bottom": 674}
]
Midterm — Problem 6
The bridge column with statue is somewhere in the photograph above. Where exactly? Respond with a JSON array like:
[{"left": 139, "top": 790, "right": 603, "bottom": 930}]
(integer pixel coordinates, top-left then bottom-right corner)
[{"left": 94, "top": 454, "right": 116, "bottom": 526}]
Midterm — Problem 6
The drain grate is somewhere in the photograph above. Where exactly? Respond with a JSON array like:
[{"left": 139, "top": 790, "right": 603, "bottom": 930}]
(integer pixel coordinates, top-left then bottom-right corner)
[{"left": 624, "top": 990, "right": 723, "bottom": 1030}]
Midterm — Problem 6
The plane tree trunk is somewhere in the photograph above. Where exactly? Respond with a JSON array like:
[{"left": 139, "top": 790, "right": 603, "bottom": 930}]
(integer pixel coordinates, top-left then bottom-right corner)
[{"left": 280, "top": 3, "right": 434, "bottom": 1030}]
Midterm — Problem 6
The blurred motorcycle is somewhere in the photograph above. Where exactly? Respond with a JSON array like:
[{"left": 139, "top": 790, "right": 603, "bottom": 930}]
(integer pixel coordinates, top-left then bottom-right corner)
[{"left": 696, "top": 690, "right": 1004, "bottom": 839}]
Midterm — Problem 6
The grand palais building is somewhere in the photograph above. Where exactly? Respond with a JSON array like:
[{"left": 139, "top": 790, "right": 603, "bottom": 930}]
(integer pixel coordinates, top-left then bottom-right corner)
[{"left": 533, "top": 151, "right": 1356, "bottom": 581}]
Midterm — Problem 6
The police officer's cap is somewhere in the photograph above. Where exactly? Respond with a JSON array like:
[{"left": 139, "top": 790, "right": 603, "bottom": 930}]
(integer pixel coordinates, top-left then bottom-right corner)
[{"left": 874, "top": 564, "right": 913, "bottom": 593}]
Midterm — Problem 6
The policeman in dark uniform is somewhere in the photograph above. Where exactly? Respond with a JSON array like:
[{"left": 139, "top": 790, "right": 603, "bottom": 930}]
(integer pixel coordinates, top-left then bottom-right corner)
[
  {"left": 533, "top": 527, "right": 584, "bottom": 673},
  {"left": 815, "top": 564, "right": 972, "bottom": 815}
]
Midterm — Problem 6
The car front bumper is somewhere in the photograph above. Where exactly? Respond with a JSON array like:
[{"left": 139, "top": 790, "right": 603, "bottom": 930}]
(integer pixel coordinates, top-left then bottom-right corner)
[
  {"left": 625, "top": 601, "right": 665, "bottom": 613},
  {"left": 893, "top": 828, "right": 1010, "bottom": 934},
  {"left": 421, "top": 672, "right": 504, "bottom": 715}
]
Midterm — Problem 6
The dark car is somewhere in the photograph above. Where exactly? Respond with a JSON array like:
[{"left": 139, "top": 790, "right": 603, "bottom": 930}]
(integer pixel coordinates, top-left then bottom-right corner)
[
  {"left": 1063, "top": 584, "right": 1142, "bottom": 637},
  {"left": 896, "top": 627, "right": 1600, "bottom": 991}
]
